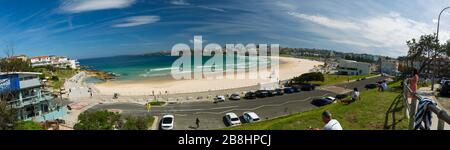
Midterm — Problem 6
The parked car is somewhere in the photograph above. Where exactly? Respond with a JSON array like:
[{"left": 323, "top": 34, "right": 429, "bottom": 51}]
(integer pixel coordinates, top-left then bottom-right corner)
[
  {"left": 299, "top": 84, "right": 316, "bottom": 91},
  {"left": 160, "top": 115, "right": 174, "bottom": 130},
  {"left": 267, "top": 90, "right": 277, "bottom": 97},
  {"left": 244, "top": 91, "right": 257, "bottom": 99},
  {"left": 242, "top": 112, "right": 261, "bottom": 123},
  {"left": 365, "top": 83, "right": 378, "bottom": 89},
  {"left": 335, "top": 94, "right": 348, "bottom": 99},
  {"left": 274, "top": 88, "right": 284, "bottom": 95},
  {"left": 325, "top": 96, "right": 336, "bottom": 102},
  {"left": 214, "top": 95, "right": 226, "bottom": 103},
  {"left": 440, "top": 80, "right": 450, "bottom": 97},
  {"left": 311, "top": 97, "right": 334, "bottom": 106},
  {"left": 255, "top": 90, "right": 270, "bottom": 98},
  {"left": 225, "top": 112, "right": 241, "bottom": 126},
  {"left": 283, "top": 87, "right": 295, "bottom": 94},
  {"left": 291, "top": 86, "right": 301, "bottom": 92},
  {"left": 229, "top": 93, "right": 241, "bottom": 100}
]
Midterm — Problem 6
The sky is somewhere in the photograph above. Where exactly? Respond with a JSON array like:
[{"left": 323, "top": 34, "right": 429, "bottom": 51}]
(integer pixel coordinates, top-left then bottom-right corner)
[{"left": 1, "top": 0, "right": 450, "bottom": 59}]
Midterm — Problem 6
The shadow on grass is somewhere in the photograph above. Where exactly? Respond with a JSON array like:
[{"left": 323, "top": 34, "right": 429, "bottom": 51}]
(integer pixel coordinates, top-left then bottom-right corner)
[{"left": 384, "top": 94, "right": 406, "bottom": 130}]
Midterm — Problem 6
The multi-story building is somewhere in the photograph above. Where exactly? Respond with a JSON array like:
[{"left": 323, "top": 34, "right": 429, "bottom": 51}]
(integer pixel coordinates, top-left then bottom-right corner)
[
  {"left": 30, "top": 56, "right": 79, "bottom": 69},
  {"left": 380, "top": 59, "right": 399, "bottom": 75},
  {"left": 337, "top": 59, "right": 371, "bottom": 75},
  {"left": 0, "top": 72, "right": 66, "bottom": 121}
]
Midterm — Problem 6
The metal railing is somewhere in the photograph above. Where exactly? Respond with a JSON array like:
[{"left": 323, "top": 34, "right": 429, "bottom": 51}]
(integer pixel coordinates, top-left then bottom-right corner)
[{"left": 403, "top": 79, "right": 450, "bottom": 130}]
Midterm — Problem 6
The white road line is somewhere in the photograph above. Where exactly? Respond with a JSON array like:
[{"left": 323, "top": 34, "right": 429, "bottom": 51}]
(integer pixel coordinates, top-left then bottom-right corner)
[
  {"left": 194, "top": 93, "right": 331, "bottom": 115},
  {"left": 163, "top": 105, "right": 239, "bottom": 112}
]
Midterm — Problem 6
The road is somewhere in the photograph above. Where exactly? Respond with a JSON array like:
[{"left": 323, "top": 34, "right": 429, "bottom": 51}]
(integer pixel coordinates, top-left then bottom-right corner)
[{"left": 88, "top": 76, "right": 388, "bottom": 130}]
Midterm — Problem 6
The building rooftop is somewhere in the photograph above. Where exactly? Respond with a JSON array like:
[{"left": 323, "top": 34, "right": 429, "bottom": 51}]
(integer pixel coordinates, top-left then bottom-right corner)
[{"left": 0, "top": 72, "right": 42, "bottom": 76}]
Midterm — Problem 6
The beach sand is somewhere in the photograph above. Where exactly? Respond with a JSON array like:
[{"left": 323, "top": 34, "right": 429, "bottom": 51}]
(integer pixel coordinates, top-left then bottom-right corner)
[{"left": 92, "top": 57, "right": 323, "bottom": 96}]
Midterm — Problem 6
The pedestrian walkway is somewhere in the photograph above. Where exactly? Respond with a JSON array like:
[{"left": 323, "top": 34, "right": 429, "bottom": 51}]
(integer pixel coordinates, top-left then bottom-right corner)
[{"left": 416, "top": 85, "right": 450, "bottom": 130}]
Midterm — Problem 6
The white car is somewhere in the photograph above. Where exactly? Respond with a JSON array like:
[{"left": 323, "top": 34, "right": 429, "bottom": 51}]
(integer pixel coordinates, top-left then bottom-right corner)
[
  {"left": 229, "top": 93, "right": 241, "bottom": 100},
  {"left": 325, "top": 96, "right": 336, "bottom": 103},
  {"left": 160, "top": 115, "right": 174, "bottom": 130},
  {"left": 214, "top": 95, "right": 226, "bottom": 103},
  {"left": 225, "top": 112, "right": 241, "bottom": 126},
  {"left": 243, "top": 112, "right": 260, "bottom": 123}
]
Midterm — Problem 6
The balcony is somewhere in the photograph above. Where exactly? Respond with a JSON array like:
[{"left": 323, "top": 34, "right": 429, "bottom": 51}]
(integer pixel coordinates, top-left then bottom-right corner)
[
  {"left": 7, "top": 91, "right": 53, "bottom": 109},
  {"left": 19, "top": 78, "right": 41, "bottom": 89}
]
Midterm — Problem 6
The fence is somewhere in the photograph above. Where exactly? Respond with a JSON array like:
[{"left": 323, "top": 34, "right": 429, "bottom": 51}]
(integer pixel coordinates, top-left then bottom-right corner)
[{"left": 403, "top": 79, "right": 450, "bottom": 130}]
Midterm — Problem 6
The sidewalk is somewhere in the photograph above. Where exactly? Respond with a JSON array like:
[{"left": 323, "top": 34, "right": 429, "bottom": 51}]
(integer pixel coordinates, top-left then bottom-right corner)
[{"left": 416, "top": 85, "right": 450, "bottom": 130}]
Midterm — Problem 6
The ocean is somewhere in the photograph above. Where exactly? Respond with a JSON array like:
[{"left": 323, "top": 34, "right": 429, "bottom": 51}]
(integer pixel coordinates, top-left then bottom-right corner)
[{"left": 79, "top": 55, "right": 270, "bottom": 82}]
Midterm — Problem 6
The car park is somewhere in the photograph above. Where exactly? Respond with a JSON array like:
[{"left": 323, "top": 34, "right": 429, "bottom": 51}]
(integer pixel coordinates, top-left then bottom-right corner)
[
  {"left": 244, "top": 91, "right": 257, "bottom": 99},
  {"left": 267, "top": 90, "right": 277, "bottom": 97},
  {"left": 242, "top": 112, "right": 261, "bottom": 123},
  {"left": 229, "top": 93, "right": 241, "bottom": 100},
  {"left": 160, "top": 115, "right": 174, "bottom": 130},
  {"left": 291, "top": 86, "right": 301, "bottom": 92},
  {"left": 224, "top": 112, "right": 241, "bottom": 126}
]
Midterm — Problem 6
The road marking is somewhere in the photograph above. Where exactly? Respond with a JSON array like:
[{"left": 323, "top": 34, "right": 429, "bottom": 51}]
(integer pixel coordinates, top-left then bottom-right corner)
[
  {"left": 194, "top": 93, "right": 331, "bottom": 115},
  {"left": 161, "top": 105, "right": 239, "bottom": 112}
]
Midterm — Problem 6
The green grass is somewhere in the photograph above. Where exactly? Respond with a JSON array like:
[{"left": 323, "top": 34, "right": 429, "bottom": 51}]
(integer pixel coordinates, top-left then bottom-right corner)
[
  {"left": 149, "top": 101, "right": 166, "bottom": 106},
  {"left": 310, "top": 74, "right": 377, "bottom": 86},
  {"left": 226, "top": 81, "right": 408, "bottom": 130}
]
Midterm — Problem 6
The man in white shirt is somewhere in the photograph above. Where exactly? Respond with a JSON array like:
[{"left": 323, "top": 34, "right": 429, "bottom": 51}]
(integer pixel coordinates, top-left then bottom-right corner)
[{"left": 322, "top": 110, "right": 343, "bottom": 130}]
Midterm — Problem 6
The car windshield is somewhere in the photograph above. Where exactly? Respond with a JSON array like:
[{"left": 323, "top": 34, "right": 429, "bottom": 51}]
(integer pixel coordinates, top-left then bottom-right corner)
[
  {"left": 162, "top": 118, "right": 173, "bottom": 124},
  {"left": 253, "top": 118, "right": 260, "bottom": 121}
]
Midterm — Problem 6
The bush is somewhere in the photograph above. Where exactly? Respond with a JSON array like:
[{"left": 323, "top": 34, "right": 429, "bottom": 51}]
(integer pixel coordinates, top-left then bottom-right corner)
[
  {"left": 13, "top": 121, "right": 44, "bottom": 130},
  {"left": 121, "top": 116, "right": 154, "bottom": 130},
  {"left": 74, "top": 110, "right": 121, "bottom": 130},
  {"left": 292, "top": 72, "right": 325, "bottom": 84}
]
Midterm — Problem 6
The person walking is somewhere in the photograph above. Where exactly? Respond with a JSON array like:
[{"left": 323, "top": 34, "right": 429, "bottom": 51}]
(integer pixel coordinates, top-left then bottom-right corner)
[
  {"left": 408, "top": 69, "right": 419, "bottom": 104},
  {"left": 195, "top": 118, "right": 200, "bottom": 129}
]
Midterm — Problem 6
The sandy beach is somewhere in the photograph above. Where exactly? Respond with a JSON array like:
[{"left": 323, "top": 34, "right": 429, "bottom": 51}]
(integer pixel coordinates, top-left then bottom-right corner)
[{"left": 92, "top": 57, "right": 323, "bottom": 96}]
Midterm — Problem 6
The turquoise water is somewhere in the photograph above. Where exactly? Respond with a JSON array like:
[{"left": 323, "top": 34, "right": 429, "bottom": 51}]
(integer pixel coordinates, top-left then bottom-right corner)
[{"left": 79, "top": 55, "right": 268, "bottom": 81}]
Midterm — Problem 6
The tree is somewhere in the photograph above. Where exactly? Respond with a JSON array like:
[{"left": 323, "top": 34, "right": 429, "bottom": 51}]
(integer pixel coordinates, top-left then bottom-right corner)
[
  {"left": 292, "top": 72, "right": 325, "bottom": 84},
  {"left": 73, "top": 110, "right": 121, "bottom": 130},
  {"left": 0, "top": 101, "right": 17, "bottom": 130},
  {"left": 406, "top": 34, "right": 444, "bottom": 74}
]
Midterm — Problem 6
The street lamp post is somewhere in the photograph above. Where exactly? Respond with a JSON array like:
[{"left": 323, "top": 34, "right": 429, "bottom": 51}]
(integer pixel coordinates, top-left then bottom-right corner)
[{"left": 432, "top": 7, "right": 450, "bottom": 91}]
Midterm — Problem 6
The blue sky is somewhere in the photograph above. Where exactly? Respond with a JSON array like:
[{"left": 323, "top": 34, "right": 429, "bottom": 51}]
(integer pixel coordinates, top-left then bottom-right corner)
[{"left": 1, "top": 0, "right": 450, "bottom": 59}]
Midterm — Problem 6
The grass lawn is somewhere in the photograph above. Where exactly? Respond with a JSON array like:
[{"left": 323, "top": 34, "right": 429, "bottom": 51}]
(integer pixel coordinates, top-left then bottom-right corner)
[
  {"left": 33, "top": 67, "right": 77, "bottom": 89},
  {"left": 226, "top": 81, "right": 408, "bottom": 130},
  {"left": 149, "top": 100, "right": 166, "bottom": 106},
  {"left": 310, "top": 74, "right": 377, "bottom": 86}
]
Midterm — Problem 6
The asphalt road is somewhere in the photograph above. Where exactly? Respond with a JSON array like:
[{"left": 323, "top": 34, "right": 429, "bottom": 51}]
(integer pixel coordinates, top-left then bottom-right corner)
[{"left": 89, "top": 76, "right": 388, "bottom": 130}]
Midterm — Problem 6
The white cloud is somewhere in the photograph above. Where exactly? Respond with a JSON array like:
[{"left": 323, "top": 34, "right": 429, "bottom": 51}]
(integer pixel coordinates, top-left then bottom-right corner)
[
  {"left": 169, "top": 0, "right": 190, "bottom": 6},
  {"left": 197, "top": 6, "right": 226, "bottom": 12},
  {"left": 288, "top": 11, "right": 450, "bottom": 56},
  {"left": 60, "top": 0, "right": 136, "bottom": 13},
  {"left": 113, "top": 16, "right": 160, "bottom": 28},
  {"left": 288, "top": 12, "right": 360, "bottom": 30}
]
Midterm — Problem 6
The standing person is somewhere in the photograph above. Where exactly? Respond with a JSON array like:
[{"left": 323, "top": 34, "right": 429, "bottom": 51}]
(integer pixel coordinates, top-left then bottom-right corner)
[
  {"left": 195, "top": 118, "right": 200, "bottom": 129},
  {"left": 408, "top": 69, "right": 419, "bottom": 104}
]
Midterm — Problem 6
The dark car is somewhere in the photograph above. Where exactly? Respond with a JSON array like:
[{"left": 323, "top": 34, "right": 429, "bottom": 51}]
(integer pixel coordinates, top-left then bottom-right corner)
[
  {"left": 274, "top": 88, "right": 284, "bottom": 96},
  {"left": 365, "top": 83, "right": 378, "bottom": 89},
  {"left": 311, "top": 97, "right": 334, "bottom": 107},
  {"left": 283, "top": 87, "right": 295, "bottom": 94},
  {"left": 255, "top": 90, "right": 270, "bottom": 98},
  {"left": 299, "top": 84, "right": 316, "bottom": 91},
  {"left": 440, "top": 81, "right": 450, "bottom": 97},
  {"left": 244, "top": 92, "right": 257, "bottom": 99},
  {"left": 267, "top": 90, "right": 277, "bottom": 97},
  {"left": 291, "top": 86, "right": 301, "bottom": 92},
  {"left": 335, "top": 94, "right": 348, "bottom": 99}
]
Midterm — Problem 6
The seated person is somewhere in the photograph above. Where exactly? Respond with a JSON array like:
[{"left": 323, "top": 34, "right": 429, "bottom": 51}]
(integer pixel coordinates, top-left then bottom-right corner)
[
  {"left": 351, "top": 88, "right": 360, "bottom": 101},
  {"left": 322, "top": 110, "right": 343, "bottom": 130}
]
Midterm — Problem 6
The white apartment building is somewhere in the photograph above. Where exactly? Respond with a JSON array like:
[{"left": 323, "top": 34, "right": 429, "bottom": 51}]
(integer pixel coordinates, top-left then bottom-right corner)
[
  {"left": 380, "top": 59, "right": 399, "bottom": 75},
  {"left": 30, "top": 56, "right": 79, "bottom": 69},
  {"left": 337, "top": 59, "right": 371, "bottom": 75}
]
